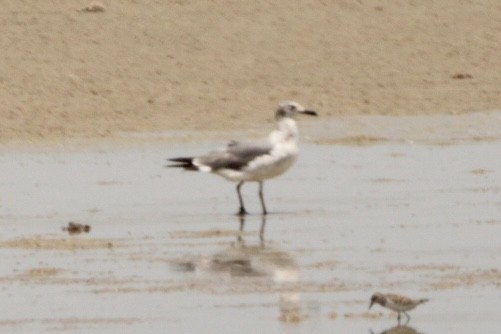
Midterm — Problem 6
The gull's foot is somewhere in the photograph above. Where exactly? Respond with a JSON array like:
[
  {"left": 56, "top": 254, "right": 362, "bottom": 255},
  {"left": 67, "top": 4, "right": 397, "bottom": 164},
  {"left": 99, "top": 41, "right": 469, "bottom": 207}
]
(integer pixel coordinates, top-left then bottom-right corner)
[{"left": 237, "top": 208, "right": 248, "bottom": 216}]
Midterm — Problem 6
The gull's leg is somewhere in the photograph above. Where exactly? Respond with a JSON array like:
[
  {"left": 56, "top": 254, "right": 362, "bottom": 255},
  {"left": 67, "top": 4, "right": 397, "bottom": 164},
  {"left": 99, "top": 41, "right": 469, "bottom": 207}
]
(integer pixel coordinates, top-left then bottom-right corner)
[
  {"left": 258, "top": 181, "right": 268, "bottom": 215},
  {"left": 236, "top": 181, "right": 248, "bottom": 215}
]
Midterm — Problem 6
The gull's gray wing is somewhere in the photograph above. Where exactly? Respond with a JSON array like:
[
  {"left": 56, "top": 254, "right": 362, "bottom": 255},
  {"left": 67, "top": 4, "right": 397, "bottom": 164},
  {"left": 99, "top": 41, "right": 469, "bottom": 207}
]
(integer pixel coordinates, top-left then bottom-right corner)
[{"left": 196, "top": 140, "right": 272, "bottom": 171}]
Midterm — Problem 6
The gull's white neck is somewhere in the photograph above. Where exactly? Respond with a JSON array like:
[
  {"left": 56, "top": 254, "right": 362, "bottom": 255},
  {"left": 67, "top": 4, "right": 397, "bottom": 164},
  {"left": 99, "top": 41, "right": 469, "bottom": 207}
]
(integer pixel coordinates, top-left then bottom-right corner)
[{"left": 269, "top": 117, "right": 298, "bottom": 144}]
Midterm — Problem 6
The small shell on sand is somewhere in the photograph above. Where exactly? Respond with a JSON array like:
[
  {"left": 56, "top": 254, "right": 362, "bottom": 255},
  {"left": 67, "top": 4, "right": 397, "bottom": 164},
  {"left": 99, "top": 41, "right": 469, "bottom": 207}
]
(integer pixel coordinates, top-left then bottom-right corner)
[
  {"left": 62, "top": 222, "right": 91, "bottom": 235},
  {"left": 78, "top": 1, "right": 106, "bottom": 13}
]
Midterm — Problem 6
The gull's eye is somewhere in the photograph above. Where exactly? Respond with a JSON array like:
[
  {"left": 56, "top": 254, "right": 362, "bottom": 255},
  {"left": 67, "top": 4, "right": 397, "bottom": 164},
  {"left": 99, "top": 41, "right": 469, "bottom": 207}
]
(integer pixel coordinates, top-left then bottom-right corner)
[
  {"left": 277, "top": 109, "right": 286, "bottom": 117},
  {"left": 289, "top": 104, "right": 296, "bottom": 111}
]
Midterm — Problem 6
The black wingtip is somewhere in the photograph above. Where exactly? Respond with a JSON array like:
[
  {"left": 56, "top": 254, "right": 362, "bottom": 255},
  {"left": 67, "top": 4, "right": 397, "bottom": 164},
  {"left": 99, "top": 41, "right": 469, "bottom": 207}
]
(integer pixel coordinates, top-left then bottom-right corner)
[
  {"left": 165, "top": 157, "right": 198, "bottom": 170},
  {"left": 168, "top": 157, "right": 194, "bottom": 164}
]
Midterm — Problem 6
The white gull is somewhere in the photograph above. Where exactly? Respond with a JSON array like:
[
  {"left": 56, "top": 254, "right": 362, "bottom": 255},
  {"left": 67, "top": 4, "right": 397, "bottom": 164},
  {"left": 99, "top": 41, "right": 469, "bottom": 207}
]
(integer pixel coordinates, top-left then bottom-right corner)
[{"left": 167, "top": 101, "right": 317, "bottom": 215}]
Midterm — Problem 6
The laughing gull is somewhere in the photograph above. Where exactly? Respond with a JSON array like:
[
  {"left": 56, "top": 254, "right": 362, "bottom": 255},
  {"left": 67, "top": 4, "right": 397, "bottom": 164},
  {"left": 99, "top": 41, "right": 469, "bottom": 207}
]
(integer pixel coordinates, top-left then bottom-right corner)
[{"left": 167, "top": 101, "right": 317, "bottom": 215}]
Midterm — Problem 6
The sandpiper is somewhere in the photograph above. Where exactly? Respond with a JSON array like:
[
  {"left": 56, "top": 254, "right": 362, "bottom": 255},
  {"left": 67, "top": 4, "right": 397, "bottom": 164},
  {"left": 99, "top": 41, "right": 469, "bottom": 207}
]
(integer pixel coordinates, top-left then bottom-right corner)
[{"left": 369, "top": 292, "right": 429, "bottom": 324}]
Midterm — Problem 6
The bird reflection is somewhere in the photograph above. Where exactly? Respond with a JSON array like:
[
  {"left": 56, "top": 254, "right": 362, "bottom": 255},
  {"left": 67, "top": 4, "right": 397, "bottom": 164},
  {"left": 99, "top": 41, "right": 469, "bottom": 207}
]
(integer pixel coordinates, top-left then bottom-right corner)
[
  {"left": 371, "top": 325, "right": 421, "bottom": 334},
  {"left": 238, "top": 214, "right": 266, "bottom": 241},
  {"left": 173, "top": 215, "right": 305, "bottom": 322}
]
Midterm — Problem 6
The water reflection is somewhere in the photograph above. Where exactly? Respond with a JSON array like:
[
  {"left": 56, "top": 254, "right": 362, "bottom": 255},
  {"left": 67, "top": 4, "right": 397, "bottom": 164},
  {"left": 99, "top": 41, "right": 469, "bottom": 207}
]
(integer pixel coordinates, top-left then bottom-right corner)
[
  {"left": 237, "top": 214, "right": 266, "bottom": 241},
  {"left": 371, "top": 325, "right": 421, "bottom": 334},
  {"left": 173, "top": 215, "right": 306, "bottom": 322}
]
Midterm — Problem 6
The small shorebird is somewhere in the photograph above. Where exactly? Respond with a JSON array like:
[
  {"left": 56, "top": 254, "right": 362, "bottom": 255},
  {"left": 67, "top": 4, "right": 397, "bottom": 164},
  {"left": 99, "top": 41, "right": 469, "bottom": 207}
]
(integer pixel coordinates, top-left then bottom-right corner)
[
  {"left": 369, "top": 292, "right": 429, "bottom": 324},
  {"left": 167, "top": 101, "right": 317, "bottom": 215}
]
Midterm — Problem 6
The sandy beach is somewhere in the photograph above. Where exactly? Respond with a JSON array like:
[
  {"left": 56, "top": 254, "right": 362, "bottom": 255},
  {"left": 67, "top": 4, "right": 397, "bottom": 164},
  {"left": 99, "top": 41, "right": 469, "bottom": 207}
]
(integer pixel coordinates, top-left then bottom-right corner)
[
  {"left": 1, "top": 2, "right": 500, "bottom": 333},
  {"left": 2, "top": 1, "right": 501, "bottom": 145}
]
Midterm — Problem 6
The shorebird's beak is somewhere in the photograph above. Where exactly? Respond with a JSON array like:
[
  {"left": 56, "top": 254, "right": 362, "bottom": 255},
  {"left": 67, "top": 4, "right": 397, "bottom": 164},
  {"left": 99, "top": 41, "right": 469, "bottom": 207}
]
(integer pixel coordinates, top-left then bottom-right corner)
[
  {"left": 300, "top": 110, "right": 318, "bottom": 116},
  {"left": 369, "top": 300, "right": 374, "bottom": 309}
]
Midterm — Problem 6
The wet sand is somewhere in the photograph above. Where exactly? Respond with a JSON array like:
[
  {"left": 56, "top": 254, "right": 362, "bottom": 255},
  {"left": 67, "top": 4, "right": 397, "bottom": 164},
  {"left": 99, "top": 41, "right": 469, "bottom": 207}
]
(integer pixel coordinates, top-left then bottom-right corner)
[{"left": 1, "top": 114, "right": 500, "bottom": 333}]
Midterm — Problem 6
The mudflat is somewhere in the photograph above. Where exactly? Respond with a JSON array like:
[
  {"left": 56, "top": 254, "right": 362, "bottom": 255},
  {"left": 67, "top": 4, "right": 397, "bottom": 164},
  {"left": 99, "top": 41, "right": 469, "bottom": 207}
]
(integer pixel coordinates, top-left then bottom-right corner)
[{"left": 1, "top": 115, "right": 500, "bottom": 333}]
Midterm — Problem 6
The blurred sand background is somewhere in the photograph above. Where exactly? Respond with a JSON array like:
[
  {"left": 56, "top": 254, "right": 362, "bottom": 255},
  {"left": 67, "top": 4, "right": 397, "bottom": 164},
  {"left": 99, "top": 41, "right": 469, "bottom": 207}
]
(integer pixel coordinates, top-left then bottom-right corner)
[{"left": 1, "top": 0, "right": 500, "bottom": 145}]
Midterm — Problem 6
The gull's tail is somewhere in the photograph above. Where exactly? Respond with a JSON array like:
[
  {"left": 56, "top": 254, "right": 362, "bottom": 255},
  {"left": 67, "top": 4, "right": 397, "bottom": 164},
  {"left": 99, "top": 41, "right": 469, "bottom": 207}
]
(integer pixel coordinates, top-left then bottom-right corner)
[{"left": 166, "top": 157, "right": 198, "bottom": 171}]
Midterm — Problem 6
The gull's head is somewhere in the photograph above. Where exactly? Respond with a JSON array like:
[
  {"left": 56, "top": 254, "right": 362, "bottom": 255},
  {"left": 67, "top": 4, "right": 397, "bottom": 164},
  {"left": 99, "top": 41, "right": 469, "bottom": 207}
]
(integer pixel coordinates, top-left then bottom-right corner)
[
  {"left": 275, "top": 101, "right": 317, "bottom": 120},
  {"left": 369, "top": 292, "right": 385, "bottom": 309}
]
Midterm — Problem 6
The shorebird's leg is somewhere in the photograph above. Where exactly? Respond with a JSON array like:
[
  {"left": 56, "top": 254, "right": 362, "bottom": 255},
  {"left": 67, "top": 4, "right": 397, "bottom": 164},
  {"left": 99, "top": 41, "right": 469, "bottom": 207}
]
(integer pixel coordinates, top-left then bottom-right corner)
[
  {"left": 258, "top": 181, "right": 268, "bottom": 215},
  {"left": 397, "top": 312, "right": 401, "bottom": 325},
  {"left": 236, "top": 181, "right": 248, "bottom": 215},
  {"left": 404, "top": 311, "right": 411, "bottom": 324}
]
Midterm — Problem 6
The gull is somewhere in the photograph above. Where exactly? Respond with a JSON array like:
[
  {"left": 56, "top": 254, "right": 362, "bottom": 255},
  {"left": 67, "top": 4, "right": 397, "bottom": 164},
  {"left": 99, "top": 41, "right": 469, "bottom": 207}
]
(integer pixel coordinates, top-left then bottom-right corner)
[
  {"left": 167, "top": 101, "right": 317, "bottom": 215},
  {"left": 369, "top": 292, "right": 429, "bottom": 324}
]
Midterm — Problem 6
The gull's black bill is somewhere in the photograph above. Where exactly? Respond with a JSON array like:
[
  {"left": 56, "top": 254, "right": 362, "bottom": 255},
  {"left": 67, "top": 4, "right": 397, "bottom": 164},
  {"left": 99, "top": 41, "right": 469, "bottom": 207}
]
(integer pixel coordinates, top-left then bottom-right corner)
[{"left": 301, "top": 110, "right": 318, "bottom": 116}]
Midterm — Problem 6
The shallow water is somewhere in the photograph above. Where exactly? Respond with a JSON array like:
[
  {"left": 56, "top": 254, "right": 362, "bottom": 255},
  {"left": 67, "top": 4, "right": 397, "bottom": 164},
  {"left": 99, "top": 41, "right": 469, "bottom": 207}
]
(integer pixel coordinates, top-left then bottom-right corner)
[{"left": 1, "top": 114, "right": 500, "bottom": 333}]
